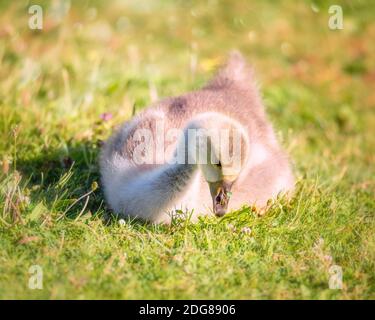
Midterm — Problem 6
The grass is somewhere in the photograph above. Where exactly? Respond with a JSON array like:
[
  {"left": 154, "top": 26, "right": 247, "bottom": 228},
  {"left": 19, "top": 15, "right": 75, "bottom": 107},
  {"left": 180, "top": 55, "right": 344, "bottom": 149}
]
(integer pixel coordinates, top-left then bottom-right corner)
[{"left": 0, "top": 0, "right": 374, "bottom": 299}]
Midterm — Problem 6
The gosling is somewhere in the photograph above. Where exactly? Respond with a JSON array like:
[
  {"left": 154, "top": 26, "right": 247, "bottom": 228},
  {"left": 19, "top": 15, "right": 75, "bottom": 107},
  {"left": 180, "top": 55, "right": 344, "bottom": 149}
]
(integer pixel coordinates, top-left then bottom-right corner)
[{"left": 100, "top": 51, "right": 294, "bottom": 223}]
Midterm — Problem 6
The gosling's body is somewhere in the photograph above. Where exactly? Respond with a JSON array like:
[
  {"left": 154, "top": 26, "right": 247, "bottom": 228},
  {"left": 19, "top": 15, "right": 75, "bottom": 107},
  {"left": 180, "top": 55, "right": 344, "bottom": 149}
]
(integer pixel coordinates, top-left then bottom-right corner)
[{"left": 100, "top": 52, "right": 294, "bottom": 223}]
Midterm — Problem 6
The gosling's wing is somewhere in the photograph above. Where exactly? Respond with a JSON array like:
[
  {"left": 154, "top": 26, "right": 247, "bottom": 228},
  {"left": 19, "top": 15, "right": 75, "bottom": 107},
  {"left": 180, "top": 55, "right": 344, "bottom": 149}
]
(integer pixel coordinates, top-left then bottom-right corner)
[{"left": 204, "top": 50, "right": 257, "bottom": 91}]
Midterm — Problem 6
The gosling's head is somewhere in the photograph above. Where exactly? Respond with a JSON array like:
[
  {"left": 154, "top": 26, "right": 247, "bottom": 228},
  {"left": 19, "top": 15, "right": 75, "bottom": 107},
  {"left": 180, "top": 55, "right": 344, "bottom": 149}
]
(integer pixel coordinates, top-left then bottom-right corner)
[{"left": 187, "top": 112, "right": 249, "bottom": 217}]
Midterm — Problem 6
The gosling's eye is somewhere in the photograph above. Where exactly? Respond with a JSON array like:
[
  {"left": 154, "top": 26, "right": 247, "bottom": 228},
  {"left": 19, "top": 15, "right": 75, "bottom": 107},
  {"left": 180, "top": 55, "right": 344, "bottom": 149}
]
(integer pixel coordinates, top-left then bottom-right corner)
[{"left": 216, "top": 161, "right": 222, "bottom": 168}]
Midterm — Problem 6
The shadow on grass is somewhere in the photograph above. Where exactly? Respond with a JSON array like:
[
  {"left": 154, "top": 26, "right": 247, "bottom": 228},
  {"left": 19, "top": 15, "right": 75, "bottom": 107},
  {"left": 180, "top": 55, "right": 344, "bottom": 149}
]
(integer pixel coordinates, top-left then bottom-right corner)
[{"left": 15, "top": 140, "right": 107, "bottom": 221}]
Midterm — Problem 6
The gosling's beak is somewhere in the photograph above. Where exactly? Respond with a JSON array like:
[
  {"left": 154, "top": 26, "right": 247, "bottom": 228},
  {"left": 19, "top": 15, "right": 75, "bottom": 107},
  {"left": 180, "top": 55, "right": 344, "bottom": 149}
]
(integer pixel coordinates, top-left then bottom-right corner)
[{"left": 209, "top": 181, "right": 233, "bottom": 217}]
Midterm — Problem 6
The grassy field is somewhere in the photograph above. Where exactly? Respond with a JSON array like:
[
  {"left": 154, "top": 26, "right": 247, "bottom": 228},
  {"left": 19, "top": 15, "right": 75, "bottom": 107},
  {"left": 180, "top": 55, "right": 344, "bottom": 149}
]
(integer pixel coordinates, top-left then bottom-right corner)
[{"left": 0, "top": 0, "right": 374, "bottom": 299}]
